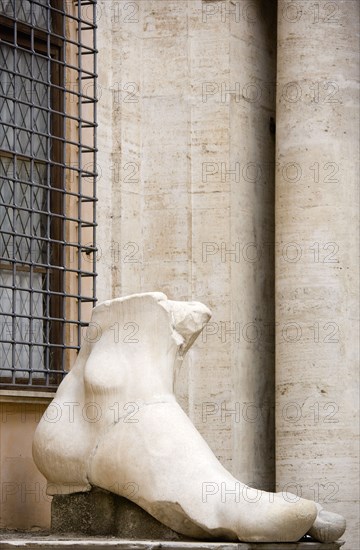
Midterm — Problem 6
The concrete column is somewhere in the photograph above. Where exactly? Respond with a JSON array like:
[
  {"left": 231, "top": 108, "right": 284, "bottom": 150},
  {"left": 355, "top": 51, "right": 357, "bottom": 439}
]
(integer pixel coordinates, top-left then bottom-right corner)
[{"left": 275, "top": 2, "right": 359, "bottom": 548}]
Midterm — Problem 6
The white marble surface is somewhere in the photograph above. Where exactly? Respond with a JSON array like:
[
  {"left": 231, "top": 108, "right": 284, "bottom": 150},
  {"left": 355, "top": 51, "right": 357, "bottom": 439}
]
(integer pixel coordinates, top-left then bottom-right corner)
[{"left": 33, "top": 293, "right": 344, "bottom": 543}]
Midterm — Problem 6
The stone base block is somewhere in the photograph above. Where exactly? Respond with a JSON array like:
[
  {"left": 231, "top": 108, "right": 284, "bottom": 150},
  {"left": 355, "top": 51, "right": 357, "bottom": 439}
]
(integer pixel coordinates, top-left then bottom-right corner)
[
  {"left": 49, "top": 488, "right": 345, "bottom": 549},
  {"left": 51, "top": 487, "right": 187, "bottom": 540}
]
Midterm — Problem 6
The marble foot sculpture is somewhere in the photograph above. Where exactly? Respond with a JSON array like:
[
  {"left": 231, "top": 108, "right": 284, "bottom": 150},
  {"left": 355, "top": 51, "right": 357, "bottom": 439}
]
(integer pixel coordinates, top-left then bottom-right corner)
[{"left": 33, "top": 292, "right": 346, "bottom": 543}]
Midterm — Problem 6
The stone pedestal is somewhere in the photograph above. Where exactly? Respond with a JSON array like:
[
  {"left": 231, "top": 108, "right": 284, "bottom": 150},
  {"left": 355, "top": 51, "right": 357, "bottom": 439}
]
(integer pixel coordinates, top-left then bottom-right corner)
[
  {"left": 51, "top": 488, "right": 186, "bottom": 541},
  {"left": 49, "top": 488, "right": 344, "bottom": 549}
]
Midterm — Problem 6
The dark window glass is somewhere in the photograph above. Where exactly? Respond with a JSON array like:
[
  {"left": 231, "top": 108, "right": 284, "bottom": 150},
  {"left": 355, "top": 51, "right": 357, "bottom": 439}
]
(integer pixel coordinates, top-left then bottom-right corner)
[{"left": 0, "top": 0, "right": 97, "bottom": 389}]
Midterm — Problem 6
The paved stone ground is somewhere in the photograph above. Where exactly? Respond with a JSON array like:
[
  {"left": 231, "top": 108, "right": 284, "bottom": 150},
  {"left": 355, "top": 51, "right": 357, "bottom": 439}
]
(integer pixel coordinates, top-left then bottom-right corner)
[{"left": 0, "top": 532, "right": 345, "bottom": 550}]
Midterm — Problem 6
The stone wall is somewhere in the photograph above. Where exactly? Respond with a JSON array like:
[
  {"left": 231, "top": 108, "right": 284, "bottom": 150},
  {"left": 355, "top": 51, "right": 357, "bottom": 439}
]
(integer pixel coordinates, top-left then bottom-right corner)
[
  {"left": 0, "top": 402, "right": 51, "bottom": 529},
  {"left": 96, "top": 0, "right": 277, "bottom": 489},
  {"left": 96, "top": 1, "right": 359, "bottom": 548}
]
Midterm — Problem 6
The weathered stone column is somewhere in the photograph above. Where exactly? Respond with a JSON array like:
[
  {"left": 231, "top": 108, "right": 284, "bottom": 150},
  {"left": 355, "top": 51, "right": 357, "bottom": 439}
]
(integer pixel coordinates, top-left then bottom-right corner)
[{"left": 275, "top": 1, "right": 359, "bottom": 548}]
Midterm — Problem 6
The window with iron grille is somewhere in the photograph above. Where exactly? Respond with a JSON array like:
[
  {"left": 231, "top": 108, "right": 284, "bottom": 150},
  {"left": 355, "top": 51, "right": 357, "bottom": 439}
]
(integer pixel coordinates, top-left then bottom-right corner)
[{"left": 0, "top": 0, "right": 97, "bottom": 390}]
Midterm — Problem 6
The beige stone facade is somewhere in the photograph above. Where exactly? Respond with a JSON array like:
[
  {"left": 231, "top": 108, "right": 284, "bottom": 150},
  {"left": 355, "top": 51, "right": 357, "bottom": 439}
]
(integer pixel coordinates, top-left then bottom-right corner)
[
  {"left": 0, "top": 1, "right": 358, "bottom": 548},
  {"left": 96, "top": 0, "right": 277, "bottom": 490},
  {"left": 275, "top": 1, "right": 359, "bottom": 546}
]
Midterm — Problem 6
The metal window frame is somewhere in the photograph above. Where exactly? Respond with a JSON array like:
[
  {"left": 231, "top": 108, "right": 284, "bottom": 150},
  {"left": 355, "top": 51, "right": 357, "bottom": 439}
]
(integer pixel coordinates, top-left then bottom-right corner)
[{"left": 0, "top": 0, "right": 97, "bottom": 390}]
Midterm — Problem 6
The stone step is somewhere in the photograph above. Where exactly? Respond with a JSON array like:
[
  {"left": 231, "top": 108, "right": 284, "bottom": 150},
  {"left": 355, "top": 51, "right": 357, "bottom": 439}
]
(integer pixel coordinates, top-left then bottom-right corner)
[
  {"left": 10, "top": 487, "right": 341, "bottom": 550},
  {"left": 0, "top": 534, "right": 345, "bottom": 550}
]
